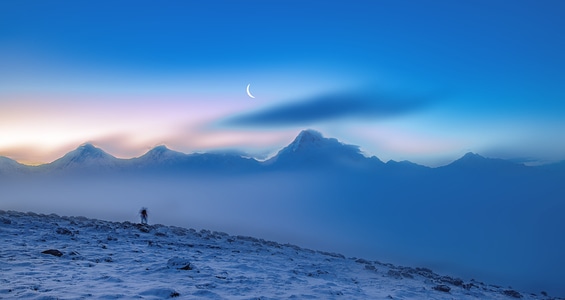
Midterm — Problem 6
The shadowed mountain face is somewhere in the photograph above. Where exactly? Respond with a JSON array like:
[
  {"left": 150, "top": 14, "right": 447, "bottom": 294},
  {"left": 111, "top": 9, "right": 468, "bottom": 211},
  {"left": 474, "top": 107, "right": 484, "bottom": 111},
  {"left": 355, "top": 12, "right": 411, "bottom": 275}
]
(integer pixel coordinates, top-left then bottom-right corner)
[{"left": 1, "top": 130, "right": 565, "bottom": 296}]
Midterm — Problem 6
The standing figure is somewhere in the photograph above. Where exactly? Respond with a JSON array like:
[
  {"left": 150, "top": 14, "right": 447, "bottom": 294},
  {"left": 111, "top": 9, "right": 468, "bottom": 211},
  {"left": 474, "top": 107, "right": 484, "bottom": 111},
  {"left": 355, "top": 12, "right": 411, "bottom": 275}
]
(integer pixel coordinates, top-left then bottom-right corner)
[{"left": 140, "top": 208, "right": 148, "bottom": 224}]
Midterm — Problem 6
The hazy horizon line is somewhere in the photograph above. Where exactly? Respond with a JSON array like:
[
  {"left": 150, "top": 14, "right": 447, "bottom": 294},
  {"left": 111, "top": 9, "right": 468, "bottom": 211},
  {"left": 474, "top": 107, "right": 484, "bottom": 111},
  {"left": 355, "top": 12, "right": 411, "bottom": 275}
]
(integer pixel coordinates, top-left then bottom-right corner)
[{"left": 2, "top": 131, "right": 561, "bottom": 169}]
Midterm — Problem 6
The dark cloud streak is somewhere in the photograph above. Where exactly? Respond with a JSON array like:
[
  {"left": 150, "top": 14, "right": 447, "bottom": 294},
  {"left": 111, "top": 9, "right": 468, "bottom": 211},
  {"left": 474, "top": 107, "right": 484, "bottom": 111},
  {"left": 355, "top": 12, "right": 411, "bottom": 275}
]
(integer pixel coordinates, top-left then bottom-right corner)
[{"left": 225, "top": 90, "right": 437, "bottom": 127}]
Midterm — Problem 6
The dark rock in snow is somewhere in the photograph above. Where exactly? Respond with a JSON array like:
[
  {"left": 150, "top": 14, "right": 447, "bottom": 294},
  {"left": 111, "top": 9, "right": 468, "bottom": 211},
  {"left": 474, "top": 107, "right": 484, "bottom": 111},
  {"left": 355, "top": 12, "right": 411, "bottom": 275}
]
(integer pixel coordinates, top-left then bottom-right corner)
[
  {"left": 135, "top": 224, "right": 151, "bottom": 233},
  {"left": 0, "top": 217, "right": 11, "bottom": 224},
  {"left": 462, "top": 282, "right": 477, "bottom": 290},
  {"left": 167, "top": 257, "right": 193, "bottom": 270},
  {"left": 355, "top": 258, "right": 371, "bottom": 264},
  {"left": 170, "top": 291, "right": 180, "bottom": 297},
  {"left": 503, "top": 289, "right": 523, "bottom": 298},
  {"left": 364, "top": 264, "right": 377, "bottom": 271},
  {"left": 433, "top": 284, "right": 451, "bottom": 292},
  {"left": 440, "top": 275, "right": 464, "bottom": 286},
  {"left": 56, "top": 227, "right": 74, "bottom": 235},
  {"left": 387, "top": 270, "right": 403, "bottom": 279},
  {"left": 42, "top": 249, "right": 63, "bottom": 257},
  {"left": 317, "top": 250, "right": 345, "bottom": 259}
]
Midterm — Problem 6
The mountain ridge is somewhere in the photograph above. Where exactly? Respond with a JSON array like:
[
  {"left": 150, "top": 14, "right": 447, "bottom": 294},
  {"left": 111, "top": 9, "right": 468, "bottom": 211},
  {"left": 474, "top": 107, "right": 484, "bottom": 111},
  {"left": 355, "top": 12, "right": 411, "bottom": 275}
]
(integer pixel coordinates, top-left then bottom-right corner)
[{"left": 0, "top": 130, "right": 562, "bottom": 174}]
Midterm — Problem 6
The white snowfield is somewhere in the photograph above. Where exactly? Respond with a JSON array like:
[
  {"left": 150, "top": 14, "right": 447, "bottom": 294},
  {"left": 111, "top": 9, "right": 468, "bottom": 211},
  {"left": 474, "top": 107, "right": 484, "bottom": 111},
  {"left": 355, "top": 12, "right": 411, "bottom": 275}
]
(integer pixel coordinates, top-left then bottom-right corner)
[{"left": 0, "top": 210, "right": 559, "bottom": 300}]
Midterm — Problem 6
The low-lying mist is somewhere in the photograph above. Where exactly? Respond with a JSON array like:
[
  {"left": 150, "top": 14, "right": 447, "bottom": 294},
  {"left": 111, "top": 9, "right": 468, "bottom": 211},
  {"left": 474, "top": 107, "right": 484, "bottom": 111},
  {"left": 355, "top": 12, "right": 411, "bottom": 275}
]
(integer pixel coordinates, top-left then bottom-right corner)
[{"left": 2, "top": 170, "right": 564, "bottom": 296}]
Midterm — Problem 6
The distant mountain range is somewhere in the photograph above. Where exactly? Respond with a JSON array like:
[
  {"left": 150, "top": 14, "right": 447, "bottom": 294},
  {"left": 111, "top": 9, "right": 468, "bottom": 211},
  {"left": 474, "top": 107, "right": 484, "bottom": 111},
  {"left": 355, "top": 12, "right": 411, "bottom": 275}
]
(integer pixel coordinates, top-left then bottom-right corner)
[
  {"left": 1, "top": 129, "right": 563, "bottom": 176},
  {"left": 2, "top": 130, "right": 565, "bottom": 296}
]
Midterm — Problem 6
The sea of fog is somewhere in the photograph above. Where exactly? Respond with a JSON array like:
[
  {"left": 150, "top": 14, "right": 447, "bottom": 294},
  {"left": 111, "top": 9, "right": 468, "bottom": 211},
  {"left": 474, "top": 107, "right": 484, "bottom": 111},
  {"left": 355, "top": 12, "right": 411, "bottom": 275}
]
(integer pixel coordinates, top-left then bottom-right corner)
[{"left": 2, "top": 170, "right": 564, "bottom": 296}]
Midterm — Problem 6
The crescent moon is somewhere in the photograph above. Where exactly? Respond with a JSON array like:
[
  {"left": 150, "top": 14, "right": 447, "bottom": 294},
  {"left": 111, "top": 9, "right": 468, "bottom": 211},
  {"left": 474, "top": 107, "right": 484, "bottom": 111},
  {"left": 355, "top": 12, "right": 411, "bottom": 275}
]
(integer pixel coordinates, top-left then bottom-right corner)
[{"left": 246, "top": 84, "right": 255, "bottom": 99}]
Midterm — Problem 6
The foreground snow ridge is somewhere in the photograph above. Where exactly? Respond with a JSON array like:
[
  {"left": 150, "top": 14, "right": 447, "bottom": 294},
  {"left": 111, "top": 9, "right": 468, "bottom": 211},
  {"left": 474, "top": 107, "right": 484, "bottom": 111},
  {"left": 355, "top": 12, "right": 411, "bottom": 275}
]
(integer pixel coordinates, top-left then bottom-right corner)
[{"left": 0, "top": 211, "right": 559, "bottom": 300}]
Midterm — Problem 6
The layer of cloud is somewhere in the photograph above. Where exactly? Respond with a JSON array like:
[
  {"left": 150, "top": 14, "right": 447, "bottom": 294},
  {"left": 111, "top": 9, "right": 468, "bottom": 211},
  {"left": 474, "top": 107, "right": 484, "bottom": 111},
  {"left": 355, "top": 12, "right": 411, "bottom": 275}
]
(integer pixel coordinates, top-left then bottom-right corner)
[{"left": 224, "top": 90, "right": 436, "bottom": 127}]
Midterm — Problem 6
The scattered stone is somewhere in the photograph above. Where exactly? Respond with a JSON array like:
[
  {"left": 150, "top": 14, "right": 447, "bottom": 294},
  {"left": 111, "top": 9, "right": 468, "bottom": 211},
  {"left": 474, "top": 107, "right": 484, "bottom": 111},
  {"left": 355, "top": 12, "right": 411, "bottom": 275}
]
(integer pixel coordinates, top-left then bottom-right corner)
[
  {"left": 364, "top": 264, "right": 377, "bottom": 271},
  {"left": 167, "top": 257, "right": 193, "bottom": 270},
  {"left": 263, "top": 240, "right": 282, "bottom": 248},
  {"left": 463, "top": 283, "right": 477, "bottom": 290},
  {"left": 56, "top": 227, "right": 73, "bottom": 235},
  {"left": 415, "top": 267, "right": 440, "bottom": 280},
  {"left": 170, "top": 226, "right": 187, "bottom": 236},
  {"left": 170, "top": 291, "right": 180, "bottom": 298},
  {"left": 355, "top": 258, "right": 371, "bottom": 264},
  {"left": 433, "top": 285, "right": 451, "bottom": 293},
  {"left": 503, "top": 289, "right": 523, "bottom": 298},
  {"left": 307, "top": 269, "right": 329, "bottom": 277},
  {"left": 440, "top": 275, "right": 464, "bottom": 286},
  {"left": 317, "top": 251, "right": 345, "bottom": 259},
  {"left": 135, "top": 223, "right": 151, "bottom": 233},
  {"left": 387, "top": 270, "right": 403, "bottom": 279},
  {"left": 0, "top": 217, "right": 11, "bottom": 224},
  {"left": 416, "top": 267, "right": 433, "bottom": 273},
  {"left": 42, "top": 249, "right": 63, "bottom": 257}
]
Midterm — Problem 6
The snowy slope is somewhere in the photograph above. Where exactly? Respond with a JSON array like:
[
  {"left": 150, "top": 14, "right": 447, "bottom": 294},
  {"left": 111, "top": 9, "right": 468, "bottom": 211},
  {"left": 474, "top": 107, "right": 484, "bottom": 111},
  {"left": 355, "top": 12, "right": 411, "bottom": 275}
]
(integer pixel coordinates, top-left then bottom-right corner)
[
  {"left": 1, "top": 210, "right": 559, "bottom": 300},
  {"left": 133, "top": 145, "right": 189, "bottom": 166},
  {"left": 0, "top": 156, "right": 28, "bottom": 175}
]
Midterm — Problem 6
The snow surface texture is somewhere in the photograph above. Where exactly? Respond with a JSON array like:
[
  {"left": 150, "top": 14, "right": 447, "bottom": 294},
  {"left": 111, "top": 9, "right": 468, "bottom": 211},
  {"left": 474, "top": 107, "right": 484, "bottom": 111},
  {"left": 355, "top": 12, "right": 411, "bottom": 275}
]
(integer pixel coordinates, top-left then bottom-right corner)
[{"left": 0, "top": 210, "right": 560, "bottom": 300}]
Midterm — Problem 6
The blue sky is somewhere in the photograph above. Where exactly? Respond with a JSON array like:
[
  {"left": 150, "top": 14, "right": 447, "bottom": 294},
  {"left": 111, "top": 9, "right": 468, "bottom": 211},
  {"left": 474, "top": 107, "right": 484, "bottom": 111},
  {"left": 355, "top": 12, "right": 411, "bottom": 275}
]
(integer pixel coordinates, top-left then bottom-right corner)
[{"left": 1, "top": 0, "right": 564, "bottom": 165}]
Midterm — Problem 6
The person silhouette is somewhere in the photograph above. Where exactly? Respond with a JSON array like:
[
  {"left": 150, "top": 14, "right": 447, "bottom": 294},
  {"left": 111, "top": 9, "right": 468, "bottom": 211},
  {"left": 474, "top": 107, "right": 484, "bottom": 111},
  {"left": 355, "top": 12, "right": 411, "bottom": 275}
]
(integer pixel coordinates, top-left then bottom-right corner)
[{"left": 140, "top": 208, "right": 148, "bottom": 224}]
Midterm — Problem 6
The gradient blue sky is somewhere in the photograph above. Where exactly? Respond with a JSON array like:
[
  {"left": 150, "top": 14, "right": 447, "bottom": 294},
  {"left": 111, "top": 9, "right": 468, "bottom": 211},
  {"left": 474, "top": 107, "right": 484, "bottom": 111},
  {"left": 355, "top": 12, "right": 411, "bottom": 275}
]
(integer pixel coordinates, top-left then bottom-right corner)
[{"left": 1, "top": 0, "right": 564, "bottom": 166}]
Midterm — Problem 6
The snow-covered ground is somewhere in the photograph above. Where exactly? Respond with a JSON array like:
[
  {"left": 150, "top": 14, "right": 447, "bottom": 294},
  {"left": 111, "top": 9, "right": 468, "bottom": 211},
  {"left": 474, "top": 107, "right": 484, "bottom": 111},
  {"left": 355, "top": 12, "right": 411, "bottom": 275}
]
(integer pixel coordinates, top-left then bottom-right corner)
[{"left": 1, "top": 210, "right": 560, "bottom": 300}]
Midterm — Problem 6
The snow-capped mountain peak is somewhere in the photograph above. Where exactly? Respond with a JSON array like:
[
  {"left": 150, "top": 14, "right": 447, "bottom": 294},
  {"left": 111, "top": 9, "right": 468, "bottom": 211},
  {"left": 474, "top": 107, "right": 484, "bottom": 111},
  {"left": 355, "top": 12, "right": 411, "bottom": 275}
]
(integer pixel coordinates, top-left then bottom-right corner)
[
  {"left": 45, "top": 143, "right": 119, "bottom": 170},
  {"left": 266, "top": 129, "right": 372, "bottom": 168},
  {"left": 140, "top": 145, "right": 186, "bottom": 161},
  {"left": 279, "top": 129, "right": 360, "bottom": 155},
  {"left": 288, "top": 129, "right": 326, "bottom": 152},
  {"left": 445, "top": 152, "right": 523, "bottom": 171},
  {"left": 73, "top": 143, "right": 109, "bottom": 157}
]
